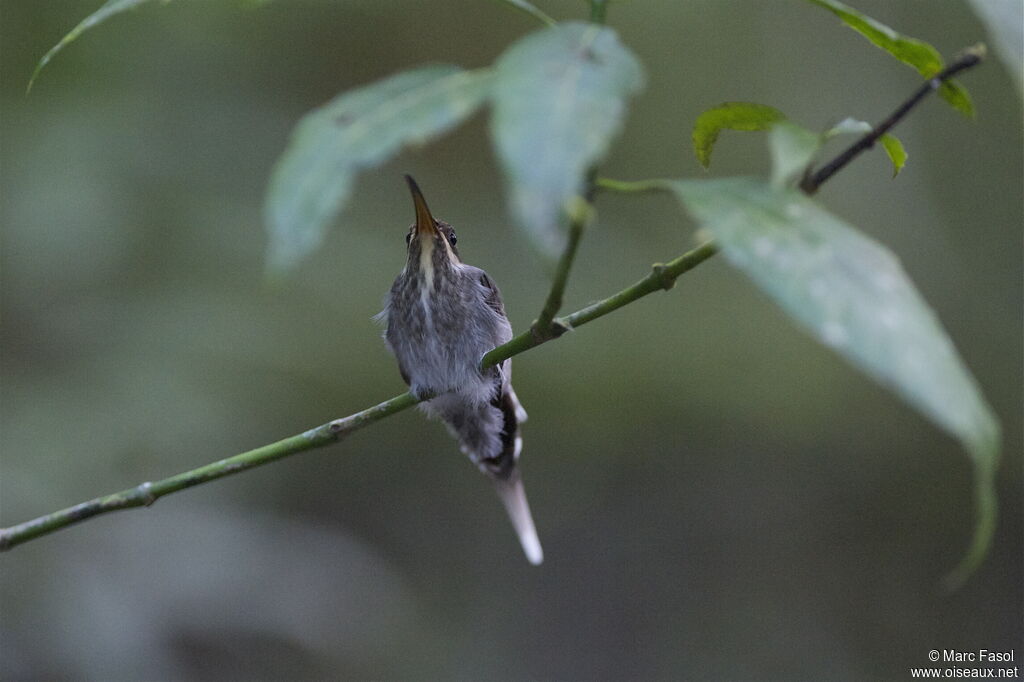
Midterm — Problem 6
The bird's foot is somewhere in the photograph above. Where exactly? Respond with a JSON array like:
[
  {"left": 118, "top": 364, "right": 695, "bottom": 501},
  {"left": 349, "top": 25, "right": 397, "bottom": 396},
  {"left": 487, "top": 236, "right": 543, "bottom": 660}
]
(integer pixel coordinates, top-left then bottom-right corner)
[{"left": 409, "top": 385, "right": 437, "bottom": 401}]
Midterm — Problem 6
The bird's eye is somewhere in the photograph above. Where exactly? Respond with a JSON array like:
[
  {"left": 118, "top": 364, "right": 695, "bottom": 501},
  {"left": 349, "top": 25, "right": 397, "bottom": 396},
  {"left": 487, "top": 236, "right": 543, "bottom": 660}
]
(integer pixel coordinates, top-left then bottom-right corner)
[
  {"left": 405, "top": 232, "right": 412, "bottom": 246},
  {"left": 448, "top": 231, "right": 457, "bottom": 246}
]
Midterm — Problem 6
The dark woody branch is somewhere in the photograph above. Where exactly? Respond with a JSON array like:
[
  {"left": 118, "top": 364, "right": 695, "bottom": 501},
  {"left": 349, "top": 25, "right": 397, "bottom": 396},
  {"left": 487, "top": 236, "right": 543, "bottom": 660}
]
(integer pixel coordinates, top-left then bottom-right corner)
[{"left": 800, "top": 45, "right": 985, "bottom": 195}]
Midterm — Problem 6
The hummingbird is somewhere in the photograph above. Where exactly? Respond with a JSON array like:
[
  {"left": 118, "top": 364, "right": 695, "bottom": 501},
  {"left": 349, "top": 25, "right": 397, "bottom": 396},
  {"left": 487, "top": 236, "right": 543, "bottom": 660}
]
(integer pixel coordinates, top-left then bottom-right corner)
[{"left": 377, "top": 175, "right": 543, "bottom": 565}]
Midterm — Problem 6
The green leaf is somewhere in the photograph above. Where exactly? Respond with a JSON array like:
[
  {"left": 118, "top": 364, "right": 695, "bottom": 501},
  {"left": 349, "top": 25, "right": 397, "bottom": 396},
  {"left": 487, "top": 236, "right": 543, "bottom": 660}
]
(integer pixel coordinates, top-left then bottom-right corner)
[
  {"left": 938, "top": 79, "right": 976, "bottom": 119},
  {"left": 824, "top": 117, "right": 873, "bottom": 138},
  {"left": 879, "top": 133, "right": 907, "bottom": 177},
  {"left": 668, "top": 177, "right": 1001, "bottom": 587},
  {"left": 490, "top": 22, "right": 645, "bottom": 255},
  {"left": 768, "top": 121, "right": 822, "bottom": 188},
  {"left": 805, "top": 0, "right": 975, "bottom": 117},
  {"left": 692, "top": 102, "right": 787, "bottom": 169},
  {"left": 825, "top": 118, "right": 908, "bottom": 177},
  {"left": 29, "top": 0, "right": 167, "bottom": 93},
  {"left": 805, "top": 0, "right": 942, "bottom": 71},
  {"left": 264, "top": 66, "right": 492, "bottom": 274},
  {"left": 968, "top": 0, "right": 1023, "bottom": 97}
]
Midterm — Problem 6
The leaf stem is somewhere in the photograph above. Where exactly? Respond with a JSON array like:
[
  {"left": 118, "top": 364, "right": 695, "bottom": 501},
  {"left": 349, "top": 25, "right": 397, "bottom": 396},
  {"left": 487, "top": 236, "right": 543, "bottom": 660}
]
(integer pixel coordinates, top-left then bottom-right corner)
[
  {"left": 531, "top": 202, "right": 589, "bottom": 341},
  {"left": 595, "top": 177, "right": 673, "bottom": 194},
  {"left": 1, "top": 240, "right": 718, "bottom": 552},
  {"left": 589, "top": 0, "right": 609, "bottom": 24},
  {"left": 800, "top": 45, "right": 985, "bottom": 195},
  {"left": 492, "top": 0, "right": 557, "bottom": 28}
]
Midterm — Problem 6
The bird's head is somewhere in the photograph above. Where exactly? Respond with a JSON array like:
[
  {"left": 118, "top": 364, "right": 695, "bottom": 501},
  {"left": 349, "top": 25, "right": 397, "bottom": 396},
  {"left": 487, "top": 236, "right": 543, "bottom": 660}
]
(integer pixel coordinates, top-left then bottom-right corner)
[{"left": 403, "top": 175, "right": 460, "bottom": 280}]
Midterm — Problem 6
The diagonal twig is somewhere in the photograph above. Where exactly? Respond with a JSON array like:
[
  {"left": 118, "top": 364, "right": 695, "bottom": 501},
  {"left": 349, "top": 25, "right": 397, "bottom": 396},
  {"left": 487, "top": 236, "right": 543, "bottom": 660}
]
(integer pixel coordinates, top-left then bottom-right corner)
[{"left": 800, "top": 45, "right": 985, "bottom": 195}]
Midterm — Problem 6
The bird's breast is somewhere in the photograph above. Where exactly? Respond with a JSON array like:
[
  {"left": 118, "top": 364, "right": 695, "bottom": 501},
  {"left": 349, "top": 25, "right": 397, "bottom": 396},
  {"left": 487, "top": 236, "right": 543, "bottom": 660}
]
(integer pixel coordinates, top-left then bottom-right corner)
[{"left": 386, "top": 267, "right": 510, "bottom": 404}]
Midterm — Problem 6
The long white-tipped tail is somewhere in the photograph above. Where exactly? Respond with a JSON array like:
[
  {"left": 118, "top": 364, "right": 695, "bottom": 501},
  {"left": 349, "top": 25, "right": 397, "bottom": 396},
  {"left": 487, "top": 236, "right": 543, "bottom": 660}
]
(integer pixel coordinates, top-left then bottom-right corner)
[{"left": 494, "top": 476, "right": 543, "bottom": 565}]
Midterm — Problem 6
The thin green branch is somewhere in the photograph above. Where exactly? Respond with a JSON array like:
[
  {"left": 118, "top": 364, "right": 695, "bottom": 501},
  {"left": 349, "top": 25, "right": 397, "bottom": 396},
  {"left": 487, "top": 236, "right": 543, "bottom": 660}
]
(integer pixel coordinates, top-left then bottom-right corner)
[
  {"left": 589, "top": 0, "right": 609, "bottom": 24},
  {"left": 0, "top": 392, "right": 422, "bottom": 551},
  {"left": 594, "top": 177, "right": 672, "bottom": 194},
  {"left": 531, "top": 202, "right": 590, "bottom": 340},
  {"left": 569, "top": 241, "right": 718, "bottom": 325},
  {"left": 482, "top": 240, "right": 717, "bottom": 367},
  {"left": 0, "top": 239, "right": 717, "bottom": 552},
  {"left": 492, "top": 0, "right": 557, "bottom": 27}
]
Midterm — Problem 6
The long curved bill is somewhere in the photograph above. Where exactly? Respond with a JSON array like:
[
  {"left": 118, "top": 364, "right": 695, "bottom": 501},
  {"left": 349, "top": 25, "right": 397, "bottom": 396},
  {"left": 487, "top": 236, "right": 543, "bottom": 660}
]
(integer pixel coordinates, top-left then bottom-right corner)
[{"left": 405, "top": 174, "right": 438, "bottom": 236}]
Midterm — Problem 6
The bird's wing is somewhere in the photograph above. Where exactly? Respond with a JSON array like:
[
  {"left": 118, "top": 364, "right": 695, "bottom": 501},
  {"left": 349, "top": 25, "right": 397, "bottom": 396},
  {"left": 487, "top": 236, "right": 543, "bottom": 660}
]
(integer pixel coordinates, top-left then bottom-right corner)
[
  {"left": 506, "top": 383, "right": 528, "bottom": 423},
  {"left": 382, "top": 319, "right": 413, "bottom": 387},
  {"left": 474, "top": 268, "right": 523, "bottom": 416},
  {"left": 476, "top": 269, "right": 507, "bottom": 317},
  {"left": 395, "top": 359, "right": 412, "bottom": 387}
]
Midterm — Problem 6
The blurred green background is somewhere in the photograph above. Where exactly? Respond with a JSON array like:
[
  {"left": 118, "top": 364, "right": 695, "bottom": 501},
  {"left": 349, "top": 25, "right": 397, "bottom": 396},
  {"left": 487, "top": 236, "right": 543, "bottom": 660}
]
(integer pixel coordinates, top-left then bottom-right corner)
[{"left": 1, "top": 1, "right": 1021, "bottom": 679}]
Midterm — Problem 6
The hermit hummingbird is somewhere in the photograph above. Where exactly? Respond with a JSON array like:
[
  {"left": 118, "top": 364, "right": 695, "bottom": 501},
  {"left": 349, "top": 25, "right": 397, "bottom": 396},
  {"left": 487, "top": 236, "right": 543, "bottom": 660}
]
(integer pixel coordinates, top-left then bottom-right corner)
[{"left": 378, "top": 175, "right": 543, "bottom": 565}]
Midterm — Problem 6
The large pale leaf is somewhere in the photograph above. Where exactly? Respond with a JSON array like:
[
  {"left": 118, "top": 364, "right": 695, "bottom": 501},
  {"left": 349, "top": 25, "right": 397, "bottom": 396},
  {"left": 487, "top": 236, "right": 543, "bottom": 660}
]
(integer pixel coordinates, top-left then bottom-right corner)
[
  {"left": 264, "top": 66, "right": 492, "bottom": 274},
  {"left": 490, "top": 22, "right": 644, "bottom": 255},
  {"left": 29, "top": 0, "right": 167, "bottom": 92},
  {"left": 669, "top": 178, "right": 1000, "bottom": 587},
  {"left": 692, "top": 102, "right": 787, "bottom": 169},
  {"left": 805, "top": 0, "right": 975, "bottom": 117},
  {"left": 968, "top": 0, "right": 1024, "bottom": 97}
]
